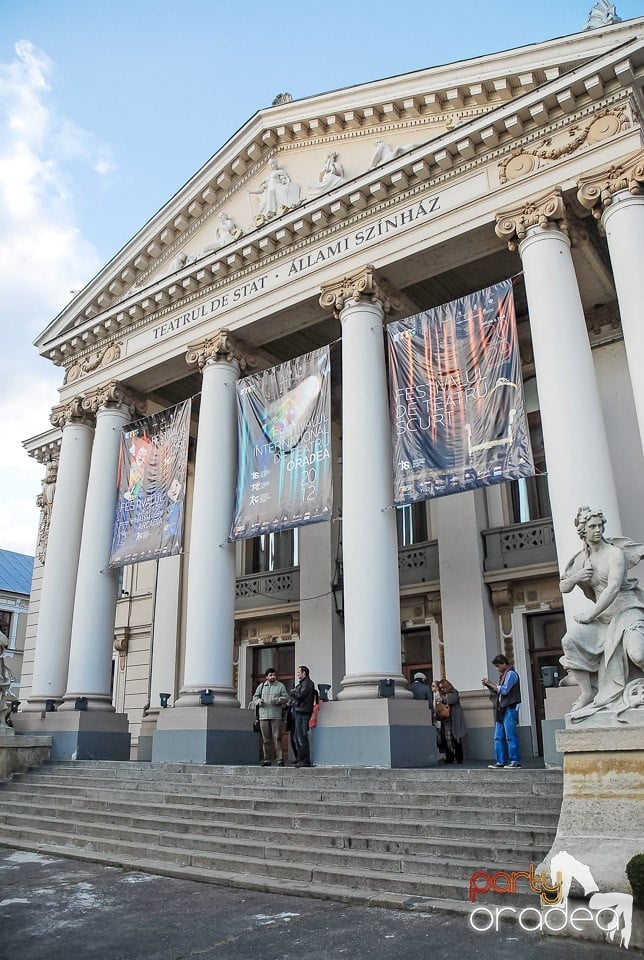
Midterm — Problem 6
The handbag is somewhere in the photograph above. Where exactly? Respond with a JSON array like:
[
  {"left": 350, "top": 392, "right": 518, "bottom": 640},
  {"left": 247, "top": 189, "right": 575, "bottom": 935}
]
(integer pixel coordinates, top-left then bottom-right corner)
[
  {"left": 253, "top": 704, "right": 261, "bottom": 734},
  {"left": 435, "top": 700, "right": 450, "bottom": 720}
]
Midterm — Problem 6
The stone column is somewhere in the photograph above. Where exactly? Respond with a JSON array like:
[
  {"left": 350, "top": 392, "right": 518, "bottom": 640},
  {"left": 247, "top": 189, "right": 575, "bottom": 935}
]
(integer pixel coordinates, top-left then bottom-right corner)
[
  {"left": 315, "top": 266, "right": 434, "bottom": 768},
  {"left": 152, "top": 330, "right": 257, "bottom": 764},
  {"left": 24, "top": 399, "right": 94, "bottom": 710},
  {"left": 321, "top": 265, "right": 405, "bottom": 699},
  {"left": 577, "top": 149, "right": 644, "bottom": 454},
  {"left": 53, "top": 383, "right": 145, "bottom": 760},
  {"left": 496, "top": 190, "right": 622, "bottom": 614}
]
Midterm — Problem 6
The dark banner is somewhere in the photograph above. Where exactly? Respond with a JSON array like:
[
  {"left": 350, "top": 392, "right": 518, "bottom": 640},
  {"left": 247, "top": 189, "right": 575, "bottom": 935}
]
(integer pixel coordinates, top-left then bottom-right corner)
[
  {"left": 108, "top": 399, "right": 191, "bottom": 567},
  {"left": 388, "top": 280, "right": 534, "bottom": 503},
  {"left": 231, "top": 346, "right": 332, "bottom": 539}
]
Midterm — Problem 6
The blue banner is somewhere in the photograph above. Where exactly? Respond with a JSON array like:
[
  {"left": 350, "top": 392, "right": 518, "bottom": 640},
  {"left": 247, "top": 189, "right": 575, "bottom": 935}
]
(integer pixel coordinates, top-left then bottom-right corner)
[
  {"left": 388, "top": 281, "right": 534, "bottom": 503},
  {"left": 231, "top": 346, "right": 332, "bottom": 539}
]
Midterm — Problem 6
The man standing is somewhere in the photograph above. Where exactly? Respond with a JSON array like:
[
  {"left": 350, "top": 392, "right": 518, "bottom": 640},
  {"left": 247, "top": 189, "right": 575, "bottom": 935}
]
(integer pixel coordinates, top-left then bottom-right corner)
[
  {"left": 483, "top": 654, "right": 522, "bottom": 769},
  {"left": 252, "top": 668, "right": 289, "bottom": 766},
  {"left": 290, "top": 665, "right": 316, "bottom": 768}
]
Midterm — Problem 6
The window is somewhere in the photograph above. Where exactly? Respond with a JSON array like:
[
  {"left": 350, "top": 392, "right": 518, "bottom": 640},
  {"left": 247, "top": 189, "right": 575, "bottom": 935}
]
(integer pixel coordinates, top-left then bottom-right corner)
[
  {"left": 396, "top": 502, "right": 428, "bottom": 547},
  {"left": 0, "top": 610, "right": 11, "bottom": 639},
  {"left": 244, "top": 528, "right": 299, "bottom": 574}
]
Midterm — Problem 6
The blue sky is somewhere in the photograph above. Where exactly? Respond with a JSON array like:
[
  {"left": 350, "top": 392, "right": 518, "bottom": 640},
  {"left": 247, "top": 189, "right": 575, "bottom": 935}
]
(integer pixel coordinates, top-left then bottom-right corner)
[{"left": 1, "top": 0, "right": 642, "bottom": 554}]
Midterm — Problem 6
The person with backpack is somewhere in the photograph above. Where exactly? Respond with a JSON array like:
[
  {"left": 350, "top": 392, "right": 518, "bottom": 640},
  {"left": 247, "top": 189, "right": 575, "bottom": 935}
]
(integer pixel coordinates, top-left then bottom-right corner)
[{"left": 290, "top": 665, "right": 316, "bottom": 767}]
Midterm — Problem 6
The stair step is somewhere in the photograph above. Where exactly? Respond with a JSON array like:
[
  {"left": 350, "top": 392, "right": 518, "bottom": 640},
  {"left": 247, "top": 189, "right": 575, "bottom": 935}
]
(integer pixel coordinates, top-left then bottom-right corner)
[{"left": 0, "top": 761, "right": 561, "bottom": 907}]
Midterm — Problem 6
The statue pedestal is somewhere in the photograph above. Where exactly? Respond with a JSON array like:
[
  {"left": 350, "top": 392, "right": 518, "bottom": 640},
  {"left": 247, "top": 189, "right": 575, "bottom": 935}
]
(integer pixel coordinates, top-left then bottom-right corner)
[
  {"left": 540, "top": 716, "right": 644, "bottom": 948},
  {"left": 0, "top": 734, "right": 51, "bottom": 781}
]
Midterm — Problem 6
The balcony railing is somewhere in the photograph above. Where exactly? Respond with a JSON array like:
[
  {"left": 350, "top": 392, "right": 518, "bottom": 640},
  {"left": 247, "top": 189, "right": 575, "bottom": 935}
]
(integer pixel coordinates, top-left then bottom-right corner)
[
  {"left": 235, "top": 567, "right": 300, "bottom": 610},
  {"left": 483, "top": 519, "right": 556, "bottom": 572},
  {"left": 398, "top": 539, "right": 439, "bottom": 586}
]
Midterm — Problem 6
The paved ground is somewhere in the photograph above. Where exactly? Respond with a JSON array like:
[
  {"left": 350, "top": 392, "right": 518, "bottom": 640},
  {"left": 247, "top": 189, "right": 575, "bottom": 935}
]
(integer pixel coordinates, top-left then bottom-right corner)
[{"left": 0, "top": 847, "right": 635, "bottom": 960}]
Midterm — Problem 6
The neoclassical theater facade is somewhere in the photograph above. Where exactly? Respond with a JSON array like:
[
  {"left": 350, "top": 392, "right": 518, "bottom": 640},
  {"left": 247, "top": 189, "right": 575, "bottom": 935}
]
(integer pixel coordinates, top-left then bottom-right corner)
[{"left": 16, "top": 13, "right": 644, "bottom": 765}]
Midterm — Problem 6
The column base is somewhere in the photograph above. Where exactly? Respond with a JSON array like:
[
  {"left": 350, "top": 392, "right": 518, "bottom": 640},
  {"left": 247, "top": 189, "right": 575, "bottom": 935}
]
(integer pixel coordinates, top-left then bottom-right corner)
[
  {"left": 313, "top": 699, "right": 438, "bottom": 767},
  {"left": 337, "top": 672, "right": 412, "bottom": 700},
  {"left": 539, "top": 719, "right": 644, "bottom": 950},
  {"left": 151, "top": 705, "right": 256, "bottom": 764},
  {"left": 173, "top": 686, "right": 240, "bottom": 708},
  {"left": 13, "top": 710, "right": 131, "bottom": 761}
]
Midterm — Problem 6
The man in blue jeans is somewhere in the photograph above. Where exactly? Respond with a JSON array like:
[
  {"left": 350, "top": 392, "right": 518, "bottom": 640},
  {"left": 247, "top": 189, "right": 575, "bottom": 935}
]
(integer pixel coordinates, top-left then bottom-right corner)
[
  {"left": 290, "top": 665, "right": 316, "bottom": 767},
  {"left": 482, "top": 654, "right": 522, "bottom": 768}
]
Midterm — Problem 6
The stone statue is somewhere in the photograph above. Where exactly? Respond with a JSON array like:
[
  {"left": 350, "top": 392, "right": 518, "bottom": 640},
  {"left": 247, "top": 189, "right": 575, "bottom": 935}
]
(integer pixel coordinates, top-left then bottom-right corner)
[
  {"left": 0, "top": 631, "right": 16, "bottom": 733},
  {"left": 308, "top": 151, "right": 345, "bottom": 196},
  {"left": 36, "top": 460, "right": 57, "bottom": 564},
  {"left": 559, "top": 507, "right": 644, "bottom": 721},
  {"left": 203, "top": 212, "right": 243, "bottom": 254},
  {"left": 584, "top": 0, "right": 622, "bottom": 29},
  {"left": 248, "top": 158, "right": 301, "bottom": 225},
  {"left": 370, "top": 139, "right": 416, "bottom": 169}
]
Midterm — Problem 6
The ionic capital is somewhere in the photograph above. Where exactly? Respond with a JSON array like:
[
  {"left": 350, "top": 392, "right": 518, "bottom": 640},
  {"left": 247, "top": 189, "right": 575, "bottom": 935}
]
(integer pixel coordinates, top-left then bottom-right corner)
[
  {"left": 319, "top": 264, "right": 401, "bottom": 319},
  {"left": 186, "top": 328, "right": 254, "bottom": 373},
  {"left": 50, "top": 396, "right": 94, "bottom": 429},
  {"left": 495, "top": 188, "right": 568, "bottom": 251},
  {"left": 81, "top": 380, "right": 147, "bottom": 418},
  {"left": 576, "top": 148, "right": 644, "bottom": 219}
]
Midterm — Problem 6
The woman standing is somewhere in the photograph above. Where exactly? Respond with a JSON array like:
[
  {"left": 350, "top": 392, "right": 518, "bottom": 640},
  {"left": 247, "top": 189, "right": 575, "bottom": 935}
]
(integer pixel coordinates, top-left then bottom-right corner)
[{"left": 433, "top": 678, "right": 467, "bottom": 763}]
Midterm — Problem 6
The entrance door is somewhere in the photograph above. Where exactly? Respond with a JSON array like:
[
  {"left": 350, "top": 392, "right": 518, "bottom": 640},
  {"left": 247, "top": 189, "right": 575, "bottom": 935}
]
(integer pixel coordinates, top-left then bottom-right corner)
[
  {"left": 402, "top": 628, "right": 433, "bottom": 685},
  {"left": 526, "top": 612, "right": 565, "bottom": 755}
]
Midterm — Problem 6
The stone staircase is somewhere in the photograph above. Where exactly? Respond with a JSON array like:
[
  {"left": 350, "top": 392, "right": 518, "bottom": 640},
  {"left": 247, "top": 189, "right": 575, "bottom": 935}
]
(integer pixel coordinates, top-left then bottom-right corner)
[{"left": 0, "top": 761, "right": 562, "bottom": 910}]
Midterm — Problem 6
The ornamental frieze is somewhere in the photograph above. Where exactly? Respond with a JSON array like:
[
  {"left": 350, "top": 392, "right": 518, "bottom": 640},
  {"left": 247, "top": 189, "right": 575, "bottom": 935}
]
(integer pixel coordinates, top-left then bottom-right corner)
[
  {"left": 64, "top": 341, "right": 123, "bottom": 384},
  {"left": 498, "top": 106, "right": 630, "bottom": 185},
  {"left": 35, "top": 460, "right": 58, "bottom": 564}
]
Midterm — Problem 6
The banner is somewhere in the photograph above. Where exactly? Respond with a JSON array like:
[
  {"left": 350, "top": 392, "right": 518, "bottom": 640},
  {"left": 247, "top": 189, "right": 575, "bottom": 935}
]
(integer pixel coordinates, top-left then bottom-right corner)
[
  {"left": 388, "top": 280, "right": 534, "bottom": 503},
  {"left": 108, "top": 399, "right": 191, "bottom": 567},
  {"left": 231, "top": 346, "right": 332, "bottom": 539}
]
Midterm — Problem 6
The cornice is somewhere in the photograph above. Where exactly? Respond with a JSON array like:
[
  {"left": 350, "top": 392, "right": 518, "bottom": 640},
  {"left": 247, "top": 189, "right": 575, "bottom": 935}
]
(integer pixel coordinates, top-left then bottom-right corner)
[
  {"left": 37, "top": 31, "right": 644, "bottom": 353},
  {"left": 41, "top": 50, "right": 644, "bottom": 376},
  {"left": 185, "top": 328, "right": 255, "bottom": 373},
  {"left": 576, "top": 145, "right": 644, "bottom": 215},
  {"left": 319, "top": 265, "right": 401, "bottom": 318}
]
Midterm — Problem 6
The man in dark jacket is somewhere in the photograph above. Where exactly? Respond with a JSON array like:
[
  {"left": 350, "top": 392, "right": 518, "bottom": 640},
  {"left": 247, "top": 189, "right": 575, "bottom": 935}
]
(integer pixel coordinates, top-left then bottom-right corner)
[{"left": 290, "top": 665, "right": 315, "bottom": 767}]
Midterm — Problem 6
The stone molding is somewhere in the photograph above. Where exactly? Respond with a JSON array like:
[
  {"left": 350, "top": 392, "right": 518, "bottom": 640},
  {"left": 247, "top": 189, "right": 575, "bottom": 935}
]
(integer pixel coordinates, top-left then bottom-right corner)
[
  {"left": 185, "top": 328, "right": 254, "bottom": 373},
  {"left": 495, "top": 187, "right": 569, "bottom": 250},
  {"left": 319, "top": 264, "right": 400, "bottom": 318},
  {"left": 576, "top": 147, "right": 644, "bottom": 218},
  {"left": 80, "top": 380, "right": 147, "bottom": 419},
  {"left": 63, "top": 342, "right": 123, "bottom": 385}
]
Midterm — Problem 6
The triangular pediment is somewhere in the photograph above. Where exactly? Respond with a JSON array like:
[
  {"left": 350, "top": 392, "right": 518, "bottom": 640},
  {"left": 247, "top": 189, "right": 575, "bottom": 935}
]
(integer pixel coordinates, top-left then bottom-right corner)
[{"left": 37, "top": 16, "right": 644, "bottom": 365}]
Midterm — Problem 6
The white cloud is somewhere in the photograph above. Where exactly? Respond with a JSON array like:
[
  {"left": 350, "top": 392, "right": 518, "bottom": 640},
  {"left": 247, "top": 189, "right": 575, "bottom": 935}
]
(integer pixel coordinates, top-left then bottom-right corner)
[{"left": 0, "top": 40, "right": 114, "bottom": 555}]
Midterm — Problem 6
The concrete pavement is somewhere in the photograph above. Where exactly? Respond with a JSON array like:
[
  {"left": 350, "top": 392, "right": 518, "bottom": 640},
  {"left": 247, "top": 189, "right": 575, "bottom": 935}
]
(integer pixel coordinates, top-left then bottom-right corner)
[{"left": 0, "top": 847, "right": 633, "bottom": 960}]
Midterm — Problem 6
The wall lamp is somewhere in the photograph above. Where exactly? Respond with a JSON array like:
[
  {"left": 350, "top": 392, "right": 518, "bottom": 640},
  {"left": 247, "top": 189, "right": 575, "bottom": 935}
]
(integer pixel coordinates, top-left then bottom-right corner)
[
  {"left": 199, "top": 689, "right": 214, "bottom": 706},
  {"left": 159, "top": 692, "right": 171, "bottom": 708},
  {"left": 74, "top": 697, "right": 88, "bottom": 711}
]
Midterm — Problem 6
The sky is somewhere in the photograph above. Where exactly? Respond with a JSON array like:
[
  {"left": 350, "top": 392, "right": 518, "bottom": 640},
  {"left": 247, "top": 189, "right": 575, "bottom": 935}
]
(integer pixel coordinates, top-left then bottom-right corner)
[{"left": 1, "top": 0, "right": 642, "bottom": 555}]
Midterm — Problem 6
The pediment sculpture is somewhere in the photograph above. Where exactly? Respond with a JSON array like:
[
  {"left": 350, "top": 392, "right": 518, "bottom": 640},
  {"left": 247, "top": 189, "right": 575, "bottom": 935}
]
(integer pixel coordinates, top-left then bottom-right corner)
[
  {"left": 308, "top": 151, "right": 346, "bottom": 196},
  {"left": 248, "top": 158, "right": 301, "bottom": 225},
  {"left": 203, "top": 212, "right": 244, "bottom": 254},
  {"left": 370, "top": 138, "right": 417, "bottom": 169}
]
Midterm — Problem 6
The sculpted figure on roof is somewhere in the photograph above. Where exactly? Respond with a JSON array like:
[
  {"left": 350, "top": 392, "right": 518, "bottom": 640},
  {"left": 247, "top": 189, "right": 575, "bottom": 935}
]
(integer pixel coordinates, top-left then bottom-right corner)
[
  {"left": 203, "top": 212, "right": 244, "bottom": 254},
  {"left": 308, "top": 151, "right": 345, "bottom": 196},
  {"left": 248, "top": 157, "right": 301, "bottom": 225},
  {"left": 370, "top": 139, "right": 417, "bottom": 169},
  {"left": 584, "top": 1, "right": 622, "bottom": 29}
]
